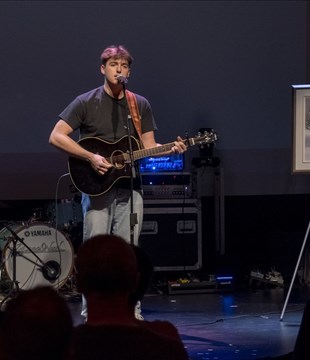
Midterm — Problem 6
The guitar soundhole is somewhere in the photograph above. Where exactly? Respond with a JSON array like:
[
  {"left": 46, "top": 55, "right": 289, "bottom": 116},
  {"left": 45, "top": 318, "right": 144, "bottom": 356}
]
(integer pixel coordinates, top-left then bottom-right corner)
[{"left": 110, "top": 150, "right": 125, "bottom": 169}]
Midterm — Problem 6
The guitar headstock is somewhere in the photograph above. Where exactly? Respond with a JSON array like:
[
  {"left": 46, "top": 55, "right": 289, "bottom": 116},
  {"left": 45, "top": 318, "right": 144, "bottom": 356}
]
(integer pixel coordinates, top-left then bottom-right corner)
[{"left": 189, "top": 129, "right": 218, "bottom": 147}]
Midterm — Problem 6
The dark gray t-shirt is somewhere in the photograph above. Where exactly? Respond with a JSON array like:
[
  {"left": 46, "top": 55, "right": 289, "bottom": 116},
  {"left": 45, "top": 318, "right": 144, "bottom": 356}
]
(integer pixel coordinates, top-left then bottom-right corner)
[{"left": 59, "top": 86, "right": 157, "bottom": 142}]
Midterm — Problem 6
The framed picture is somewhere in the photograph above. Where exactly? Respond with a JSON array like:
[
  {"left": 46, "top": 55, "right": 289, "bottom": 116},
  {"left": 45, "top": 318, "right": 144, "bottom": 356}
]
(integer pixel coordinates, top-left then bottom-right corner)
[{"left": 292, "top": 84, "right": 310, "bottom": 172}]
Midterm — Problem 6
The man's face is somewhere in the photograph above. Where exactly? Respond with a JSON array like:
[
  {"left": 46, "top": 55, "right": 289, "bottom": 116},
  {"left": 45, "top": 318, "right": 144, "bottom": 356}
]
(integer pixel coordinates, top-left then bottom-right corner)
[{"left": 101, "top": 57, "right": 130, "bottom": 85}]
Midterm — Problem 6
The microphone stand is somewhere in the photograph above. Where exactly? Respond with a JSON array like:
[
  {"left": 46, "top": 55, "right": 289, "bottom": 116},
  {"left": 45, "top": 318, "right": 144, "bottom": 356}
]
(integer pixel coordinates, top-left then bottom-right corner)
[{"left": 121, "top": 79, "right": 138, "bottom": 245}]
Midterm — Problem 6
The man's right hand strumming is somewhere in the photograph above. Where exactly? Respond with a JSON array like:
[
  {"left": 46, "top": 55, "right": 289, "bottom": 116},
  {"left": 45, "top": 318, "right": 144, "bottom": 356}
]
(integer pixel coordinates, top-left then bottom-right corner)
[{"left": 89, "top": 153, "right": 112, "bottom": 175}]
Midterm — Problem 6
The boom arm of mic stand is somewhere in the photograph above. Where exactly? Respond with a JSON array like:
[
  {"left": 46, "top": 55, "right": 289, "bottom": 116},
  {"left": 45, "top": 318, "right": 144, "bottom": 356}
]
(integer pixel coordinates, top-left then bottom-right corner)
[{"left": 5, "top": 224, "right": 46, "bottom": 267}]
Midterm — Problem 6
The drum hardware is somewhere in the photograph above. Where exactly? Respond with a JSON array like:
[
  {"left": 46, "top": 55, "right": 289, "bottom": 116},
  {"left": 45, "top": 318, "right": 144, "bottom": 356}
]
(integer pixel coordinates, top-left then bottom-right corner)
[
  {"left": 46, "top": 198, "right": 83, "bottom": 229},
  {"left": 28, "top": 207, "right": 48, "bottom": 223},
  {"left": 0, "top": 224, "right": 20, "bottom": 307},
  {"left": 0, "top": 222, "right": 74, "bottom": 298},
  {"left": 0, "top": 223, "right": 62, "bottom": 307},
  {"left": 41, "top": 260, "right": 61, "bottom": 281}
]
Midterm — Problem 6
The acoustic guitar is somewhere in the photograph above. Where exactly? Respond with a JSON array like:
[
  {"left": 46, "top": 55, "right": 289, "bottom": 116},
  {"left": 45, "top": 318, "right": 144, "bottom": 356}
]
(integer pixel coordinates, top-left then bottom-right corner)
[{"left": 68, "top": 131, "right": 217, "bottom": 196}]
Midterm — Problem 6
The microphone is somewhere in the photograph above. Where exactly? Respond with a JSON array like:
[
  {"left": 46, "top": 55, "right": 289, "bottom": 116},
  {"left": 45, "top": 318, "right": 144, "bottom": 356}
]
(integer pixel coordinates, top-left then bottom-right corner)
[
  {"left": 117, "top": 75, "right": 128, "bottom": 85},
  {"left": 42, "top": 260, "right": 61, "bottom": 282}
]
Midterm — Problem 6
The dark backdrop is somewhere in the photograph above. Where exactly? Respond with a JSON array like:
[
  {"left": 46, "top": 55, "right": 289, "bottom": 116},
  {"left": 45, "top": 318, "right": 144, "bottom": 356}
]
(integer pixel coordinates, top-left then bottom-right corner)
[
  {"left": 1, "top": 0, "right": 310, "bottom": 280},
  {"left": 1, "top": 1, "right": 309, "bottom": 199}
]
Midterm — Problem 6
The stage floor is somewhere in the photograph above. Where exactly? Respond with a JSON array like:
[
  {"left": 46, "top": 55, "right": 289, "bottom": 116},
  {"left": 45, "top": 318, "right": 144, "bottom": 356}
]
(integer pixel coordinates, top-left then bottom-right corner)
[{"left": 67, "top": 284, "right": 310, "bottom": 360}]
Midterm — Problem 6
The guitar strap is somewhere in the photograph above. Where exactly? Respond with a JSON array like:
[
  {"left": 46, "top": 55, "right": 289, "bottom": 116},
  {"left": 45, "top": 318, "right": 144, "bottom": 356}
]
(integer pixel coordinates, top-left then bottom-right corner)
[{"left": 125, "top": 90, "right": 143, "bottom": 147}]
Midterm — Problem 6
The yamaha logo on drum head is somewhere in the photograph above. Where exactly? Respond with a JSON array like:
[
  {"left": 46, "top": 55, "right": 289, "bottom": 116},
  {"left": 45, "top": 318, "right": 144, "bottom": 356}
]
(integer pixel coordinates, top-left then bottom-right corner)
[{"left": 24, "top": 229, "right": 52, "bottom": 237}]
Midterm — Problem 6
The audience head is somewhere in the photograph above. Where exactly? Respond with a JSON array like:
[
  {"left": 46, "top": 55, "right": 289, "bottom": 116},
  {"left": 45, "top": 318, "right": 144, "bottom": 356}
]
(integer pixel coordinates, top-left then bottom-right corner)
[
  {"left": 1, "top": 286, "right": 73, "bottom": 360},
  {"left": 76, "top": 234, "right": 138, "bottom": 296}
]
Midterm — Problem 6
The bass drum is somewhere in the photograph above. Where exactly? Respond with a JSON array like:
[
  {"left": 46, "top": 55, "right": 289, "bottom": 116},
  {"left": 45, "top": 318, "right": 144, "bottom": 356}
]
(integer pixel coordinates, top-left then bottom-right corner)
[{"left": 0, "top": 222, "right": 74, "bottom": 290}]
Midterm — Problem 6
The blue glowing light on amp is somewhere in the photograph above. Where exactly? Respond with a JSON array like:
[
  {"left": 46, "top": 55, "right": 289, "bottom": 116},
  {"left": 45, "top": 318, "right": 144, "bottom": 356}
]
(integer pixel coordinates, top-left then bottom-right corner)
[{"left": 139, "top": 154, "right": 184, "bottom": 173}]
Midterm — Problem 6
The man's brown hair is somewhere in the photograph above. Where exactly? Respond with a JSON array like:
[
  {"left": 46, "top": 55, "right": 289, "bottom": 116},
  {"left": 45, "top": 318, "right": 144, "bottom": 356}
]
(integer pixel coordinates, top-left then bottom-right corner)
[{"left": 100, "top": 45, "right": 133, "bottom": 67}]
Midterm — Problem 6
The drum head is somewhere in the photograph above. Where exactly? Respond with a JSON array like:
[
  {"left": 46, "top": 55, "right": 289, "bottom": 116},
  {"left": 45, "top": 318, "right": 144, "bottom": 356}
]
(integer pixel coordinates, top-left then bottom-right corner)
[{"left": 2, "top": 223, "right": 74, "bottom": 290}]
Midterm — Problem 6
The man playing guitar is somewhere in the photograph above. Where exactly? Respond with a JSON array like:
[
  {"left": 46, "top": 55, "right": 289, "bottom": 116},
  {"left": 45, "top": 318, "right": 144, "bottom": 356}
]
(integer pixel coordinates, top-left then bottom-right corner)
[{"left": 49, "top": 45, "right": 186, "bottom": 319}]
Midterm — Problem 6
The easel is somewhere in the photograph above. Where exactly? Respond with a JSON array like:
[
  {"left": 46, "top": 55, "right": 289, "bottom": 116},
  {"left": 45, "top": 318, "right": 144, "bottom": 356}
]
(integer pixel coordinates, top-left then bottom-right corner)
[{"left": 280, "top": 219, "right": 310, "bottom": 321}]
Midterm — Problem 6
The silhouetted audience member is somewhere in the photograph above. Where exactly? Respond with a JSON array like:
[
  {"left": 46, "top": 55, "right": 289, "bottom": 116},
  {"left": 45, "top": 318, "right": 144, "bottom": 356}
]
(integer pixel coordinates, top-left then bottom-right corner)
[
  {"left": 0, "top": 286, "right": 73, "bottom": 360},
  {"left": 72, "top": 234, "right": 188, "bottom": 360},
  {"left": 293, "top": 299, "right": 310, "bottom": 360}
]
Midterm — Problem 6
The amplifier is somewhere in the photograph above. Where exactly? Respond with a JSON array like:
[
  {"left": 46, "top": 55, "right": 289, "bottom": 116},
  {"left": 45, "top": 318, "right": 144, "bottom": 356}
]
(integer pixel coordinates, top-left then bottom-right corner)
[{"left": 141, "top": 172, "right": 192, "bottom": 199}]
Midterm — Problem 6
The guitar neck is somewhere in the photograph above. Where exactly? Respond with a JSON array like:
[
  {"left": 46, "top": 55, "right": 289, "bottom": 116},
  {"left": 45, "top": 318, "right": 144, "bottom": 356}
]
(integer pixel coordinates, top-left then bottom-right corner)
[
  {"left": 133, "top": 142, "right": 175, "bottom": 161},
  {"left": 122, "top": 133, "right": 215, "bottom": 162},
  {"left": 132, "top": 137, "right": 199, "bottom": 161}
]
